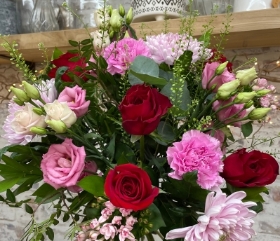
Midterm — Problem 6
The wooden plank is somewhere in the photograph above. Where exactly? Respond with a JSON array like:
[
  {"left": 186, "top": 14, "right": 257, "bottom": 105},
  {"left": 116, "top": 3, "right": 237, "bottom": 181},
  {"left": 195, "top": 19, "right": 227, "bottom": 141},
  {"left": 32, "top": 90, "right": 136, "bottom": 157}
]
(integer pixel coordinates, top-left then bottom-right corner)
[{"left": 0, "top": 8, "right": 279, "bottom": 64}]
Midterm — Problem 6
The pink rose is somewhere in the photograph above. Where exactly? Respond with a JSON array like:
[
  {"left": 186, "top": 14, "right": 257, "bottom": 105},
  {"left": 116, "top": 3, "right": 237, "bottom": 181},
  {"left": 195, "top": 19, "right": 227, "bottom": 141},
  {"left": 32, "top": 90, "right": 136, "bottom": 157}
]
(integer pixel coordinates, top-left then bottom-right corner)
[
  {"left": 41, "top": 138, "right": 86, "bottom": 189},
  {"left": 68, "top": 161, "right": 98, "bottom": 193},
  {"left": 58, "top": 85, "right": 90, "bottom": 117},
  {"left": 213, "top": 97, "right": 247, "bottom": 127},
  {"left": 167, "top": 130, "right": 224, "bottom": 190},
  {"left": 202, "top": 62, "right": 236, "bottom": 92}
]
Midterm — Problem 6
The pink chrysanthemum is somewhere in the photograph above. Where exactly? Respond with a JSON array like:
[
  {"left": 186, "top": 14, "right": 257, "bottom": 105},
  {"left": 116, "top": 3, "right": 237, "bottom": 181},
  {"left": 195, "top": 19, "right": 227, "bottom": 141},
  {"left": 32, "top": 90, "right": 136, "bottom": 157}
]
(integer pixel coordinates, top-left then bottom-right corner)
[
  {"left": 103, "top": 38, "right": 151, "bottom": 75},
  {"left": 167, "top": 130, "right": 224, "bottom": 190},
  {"left": 166, "top": 189, "right": 256, "bottom": 241},
  {"left": 3, "top": 100, "right": 33, "bottom": 144},
  {"left": 145, "top": 33, "right": 212, "bottom": 66}
]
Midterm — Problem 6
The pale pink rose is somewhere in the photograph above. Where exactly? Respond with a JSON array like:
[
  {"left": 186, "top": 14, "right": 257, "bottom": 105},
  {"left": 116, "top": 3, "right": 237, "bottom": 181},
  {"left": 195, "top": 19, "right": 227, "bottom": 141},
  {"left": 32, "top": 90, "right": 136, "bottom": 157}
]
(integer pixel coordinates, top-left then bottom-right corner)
[
  {"left": 58, "top": 85, "right": 90, "bottom": 117},
  {"left": 119, "top": 208, "right": 133, "bottom": 217},
  {"left": 81, "top": 225, "right": 90, "bottom": 232},
  {"left": 166, "top": 189, "right": 256, "bottom": 241},
  {"left": 167, "top": 130, "right": 224, "bottom": 190},
  {"left": 256, "top": 78, "right": 268, "bottom": 88},
  {"left": 118, "top": 226, "right": 136, "bottom": 241},
  {"left": 112, "top": 216, "right": 122, "bottom": 225},
  {"left": 260, "top": 95, "right": 271, "bottom": 107},
  {"left": 126, "top": 216, "right": 137, "bottom": 227},
  {"left": 104, "top": 201, "right": 116, "bottom": 211},
  {"left": 90, "top": 219, "right": 100, "bottom": 230},
  {"left": 11, "top": 103, "right": 47, "bottom": 133},
  {"left": 3, "top": 102, "right": 46, "bottom": 144},
  {"left": 99, "top": 223, "right": 117, "bottom": 240},
  {"left": 68, "top": 161, "right": 98, "bottom": 193},
  {"left": 44, "top": 100, "right": 77, "bottom": 128},
  {"left": 40, "top": 138, "right": 85, "bottom": 189},
  {"left": 213, "top": 96, "right": 247, "bottom": 127},
  {"left": 98, "top": 215, "right": 108, "bottom": 223},
  {"left": 202, "top": 62, "right": 236, "bottom": 92}
]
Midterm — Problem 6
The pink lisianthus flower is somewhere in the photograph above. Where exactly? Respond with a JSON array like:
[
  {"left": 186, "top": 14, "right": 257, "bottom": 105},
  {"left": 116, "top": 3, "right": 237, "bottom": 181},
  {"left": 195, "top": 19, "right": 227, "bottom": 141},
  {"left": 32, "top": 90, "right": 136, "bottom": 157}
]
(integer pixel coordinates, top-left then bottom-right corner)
[
  {"left": 166, "top": 189, "right": 256, "bottom": 241},
  {"left": 103, "top": 38, "right": 151, "bottom": 75},
  {"left": 202, "top": 62, "right": 236, "bottom": 92},
  {"left": 145, "top": 33, "right": 212, "bottom": 65},
  {"left": 40, "top": 138, "right": 85, "bottom": 189},
  {"left": 58, "top": 85, "right": 90, "bottom": 117},
  {"left": 68, "top": 161, "right": 98, "bottom": 193},
  {"left": 37, "top": 78, "right": 58, "bottom": 104},
  {"left": 167, "top": 130, "right": 224, "bottom": 190},
  {"left": 213, "top": 96, "right": 247, "bottom": 127}
]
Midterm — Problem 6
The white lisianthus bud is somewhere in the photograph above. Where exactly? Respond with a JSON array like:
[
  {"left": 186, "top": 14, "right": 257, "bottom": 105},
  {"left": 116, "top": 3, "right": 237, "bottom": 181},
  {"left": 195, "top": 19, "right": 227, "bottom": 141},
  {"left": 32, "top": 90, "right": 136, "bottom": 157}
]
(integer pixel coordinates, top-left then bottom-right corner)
[
  {"left": 46, "top": 119, "right": 67, "bottom": 134},
  {"left": 236, "top": 67, "right": 258, "bottom": 86},
  {"left": 256, "top": 89, "right": 271, "bottom": 97},
  {"left": 22, "top": 81, "right": 40, "bottom": 100},
  {"left": 10, "top": 87, "right": 30, "bottom": 102},
  {"left": 215, "top": 61, "right": 228, "bottom": 76},
  {"left": 248, "top": 108, "right": 271, "bottom": 120},
  {"left": 216, "top": 79, "right": 240, "bottom": 100},
  {"left": 90, "top": 30, "right": 110, "bottom": 50},
  {"left": 94, "top": 9, "right": 110, "bottom": 29},
  {"left": 125, "top": 7, "right": 133, "bottom": 25},
  {"left": 30, "top": 127, "right": 47, "bottom": 135},
  {"left": 234, "top": 92, "right": 256, "bottom": 104},
  {"left": 110, "top": 9, "right": 122, "bottom": 32}
]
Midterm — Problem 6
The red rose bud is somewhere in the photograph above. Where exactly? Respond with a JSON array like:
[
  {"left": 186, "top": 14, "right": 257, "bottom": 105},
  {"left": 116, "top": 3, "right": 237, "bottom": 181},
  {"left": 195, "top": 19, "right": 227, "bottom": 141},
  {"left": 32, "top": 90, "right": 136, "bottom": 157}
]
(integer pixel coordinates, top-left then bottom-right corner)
[
  {"left": 48, "top": 52, "right": 87, "bottom": 82},
  {"left": 104, "top": 164, "right": 159, "bottom": 211},
  {"left": 119, "top": 84, "right": 172, "bottom": 135},
  {"left": 222, "top": 148, "right": 279, "bottom": 187}
]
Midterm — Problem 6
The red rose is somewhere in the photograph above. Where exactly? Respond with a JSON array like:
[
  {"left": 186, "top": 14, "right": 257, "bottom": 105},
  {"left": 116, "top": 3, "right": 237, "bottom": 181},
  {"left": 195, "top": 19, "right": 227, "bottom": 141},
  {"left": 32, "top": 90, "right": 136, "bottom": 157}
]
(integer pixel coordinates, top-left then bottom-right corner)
[
  {"left": 104, "top": 163, "right": 159, "bottom": 211},
  {"left": 222, "top": 148, "right": 279, "bottom": 187},
  {"left": 48, "top": 52, "right": 87, "bottom": 82},
  {"left": 119, "top": 84, "right": 172, "bottom": 135},
  {"left": 209, "top": 49, "right": 233, "bottom": 72}
]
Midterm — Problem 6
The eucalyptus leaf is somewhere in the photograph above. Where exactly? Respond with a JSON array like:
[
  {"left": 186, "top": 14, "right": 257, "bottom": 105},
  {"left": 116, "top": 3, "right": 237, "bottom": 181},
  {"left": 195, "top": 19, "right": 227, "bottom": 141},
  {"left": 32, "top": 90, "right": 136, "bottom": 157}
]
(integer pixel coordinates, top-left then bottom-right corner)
[{"left": 78, "top": 175, "right": 105, "bottom": 197}]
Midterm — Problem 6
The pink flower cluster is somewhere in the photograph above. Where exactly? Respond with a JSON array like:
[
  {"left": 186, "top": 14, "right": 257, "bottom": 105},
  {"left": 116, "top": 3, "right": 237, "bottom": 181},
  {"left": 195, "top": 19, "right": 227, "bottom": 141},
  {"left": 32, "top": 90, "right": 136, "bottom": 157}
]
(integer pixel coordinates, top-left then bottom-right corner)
[
  {"left": 166, "top": 189, "right": 256, "bottom": 241},
  {"left": 167, "top": 130, "right": 224, "bottom": 190},
  {"left": 103, "top": 38, "right": 151, "bottom": 75},
  {"left": 145, "top": 33, "right": 212, "bottom": 66},
  {"left": 253, "top": 78, "right": 278, "bottom": 109},
  {"left": 76, "top": 201, "right": 137, "bottom": 241}
]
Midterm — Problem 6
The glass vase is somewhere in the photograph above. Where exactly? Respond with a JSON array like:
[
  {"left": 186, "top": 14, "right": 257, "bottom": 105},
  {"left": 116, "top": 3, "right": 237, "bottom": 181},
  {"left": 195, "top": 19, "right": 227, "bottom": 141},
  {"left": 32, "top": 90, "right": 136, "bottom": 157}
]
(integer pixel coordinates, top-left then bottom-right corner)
[
  {"left": 16, "top": 0, "right": 34, "bottom": 33},
  {"left": 30, "top": 0, "right": 59, "bottom": 32},
  {"left": 202, "top": 0, "right": 233, "bottom": 15},
  {"left": 52, "top": 0, "right": 75, "bottom": 30}
]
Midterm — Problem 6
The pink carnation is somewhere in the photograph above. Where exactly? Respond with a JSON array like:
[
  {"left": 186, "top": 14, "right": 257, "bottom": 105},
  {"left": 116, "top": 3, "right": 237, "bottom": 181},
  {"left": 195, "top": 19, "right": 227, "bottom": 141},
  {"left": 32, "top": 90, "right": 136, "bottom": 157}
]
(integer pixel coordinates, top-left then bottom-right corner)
[
  {"left": 103, "top": 38, "right": 151, "bottom": 75},
  {"left": 166, "top": 189, "right": 256, "bottom": 241},
  {"left": 145, "top": 33, "right": 212, "bottom": 66},
  {"left": 167, "top": 130, "right": 224, "bottom": 190}
]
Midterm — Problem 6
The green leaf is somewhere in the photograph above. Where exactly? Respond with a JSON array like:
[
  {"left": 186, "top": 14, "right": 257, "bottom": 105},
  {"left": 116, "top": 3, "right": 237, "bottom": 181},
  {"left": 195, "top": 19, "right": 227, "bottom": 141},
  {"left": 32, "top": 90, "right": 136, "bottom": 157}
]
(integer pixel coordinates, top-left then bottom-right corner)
[
  {"left": 63, "top": 213, "right": 70, "bottom": 222},
  {"left": 69, "top": 56, "right": 80, "bottom": 62},
  {"left": 199, "top": 29, "right": 212, "bottom": 47},
  {"left": 0, "top": 177, "right": 21, "bottom": 193},
  {"left": 69, "top": 40, "right": 79, "bottom": 47},
  {"left": 147, "top": 203, "right": 166, "bottom": 232},
  {"left": 32, "top": 183, "right": 56, "bottom": 197},
  {"left": 130, "top": 56, "right": 159, "bottom": 77},
  {"left": 241, "top": 121, "right": 253, "bottom": 138},
  {"left": 6, "top": 189, "right": 16, "bottom": 202},
  {"left": 81, "top": 39, "right": 91, "bottom": 45},
  {"left": 78, "top": 175, "right": 105, "bottom": 197},
  {"left": 25, "top": 204, "right": 34, "bottom": 214},
  {"left": 52, "top": 47, "right": 63, "bottom": 60},
  {"left": 129, "top": 70, "right": 167, "bottom": 87},
  {"left": 157, "top": 121, "right": 175, "bottom": 142},
  {"left": 55, "top": 66, "right": 68, "bottom": 82},
  {"left": 46, "top": 227, "right": 54, "bottom": 241}
]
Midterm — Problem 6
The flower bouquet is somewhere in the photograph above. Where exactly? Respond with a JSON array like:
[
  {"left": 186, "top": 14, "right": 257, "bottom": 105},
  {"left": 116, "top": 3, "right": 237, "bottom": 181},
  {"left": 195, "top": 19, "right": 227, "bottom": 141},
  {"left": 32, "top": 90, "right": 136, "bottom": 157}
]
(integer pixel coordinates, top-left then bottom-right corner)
[{"left": 0, "top": 2, "right": 279, "bottom": 241}]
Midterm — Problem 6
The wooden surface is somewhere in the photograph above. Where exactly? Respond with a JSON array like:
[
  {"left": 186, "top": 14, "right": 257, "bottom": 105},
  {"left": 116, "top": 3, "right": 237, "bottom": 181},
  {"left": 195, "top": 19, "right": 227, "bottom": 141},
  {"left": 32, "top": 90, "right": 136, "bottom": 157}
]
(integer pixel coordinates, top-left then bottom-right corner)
[{"left": 0, "top": 8, "right": 280, "bottom": 64}]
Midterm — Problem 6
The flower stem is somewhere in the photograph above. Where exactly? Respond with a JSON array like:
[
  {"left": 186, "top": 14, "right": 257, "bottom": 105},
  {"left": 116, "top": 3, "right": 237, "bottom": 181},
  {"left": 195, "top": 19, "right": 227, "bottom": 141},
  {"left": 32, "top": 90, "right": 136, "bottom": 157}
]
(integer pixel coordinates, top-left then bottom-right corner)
[
  {"left": 155, "top": 230, "right": 165, "bottom": 240},
  {"left": 146, "top": 233, "right": 155, "bottom": 241},
  {"left": 140, "top": 135, "right": 145, "bottom": 164}
]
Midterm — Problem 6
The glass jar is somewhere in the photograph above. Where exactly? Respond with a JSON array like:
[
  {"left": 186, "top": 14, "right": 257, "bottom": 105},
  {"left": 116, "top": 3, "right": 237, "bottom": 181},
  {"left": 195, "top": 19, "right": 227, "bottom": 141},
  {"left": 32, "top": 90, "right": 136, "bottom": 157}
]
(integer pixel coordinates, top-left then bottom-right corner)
[
  {"left": 30, "top": 0, "right": 59, "bottom": 32},
  {"left": 202, "top": 0, "right": 234, "bottom": 15},
  {"left": 16, "top": 0, "right": 34, "bottom": 33},
  {"left": 52, "top": 0, "right": 75, "bottom": 30},
  {"left": 69, "top": 0, "right": 106, "bottom": 29},
  {"left": 0, "top": 0, "right": 17, "bottom": 35}
]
